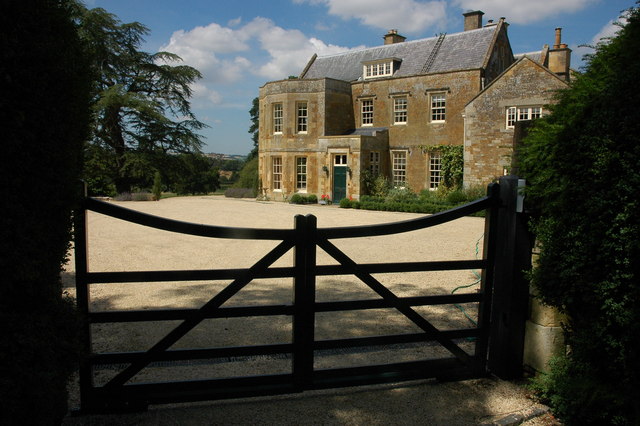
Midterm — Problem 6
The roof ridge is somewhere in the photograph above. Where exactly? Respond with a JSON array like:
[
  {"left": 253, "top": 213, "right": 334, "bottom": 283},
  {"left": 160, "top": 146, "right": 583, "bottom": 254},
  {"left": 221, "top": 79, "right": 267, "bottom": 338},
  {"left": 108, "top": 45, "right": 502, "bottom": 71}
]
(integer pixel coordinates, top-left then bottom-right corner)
[{"left": 313, "top": 26, "right": 496, "bottom": 60}]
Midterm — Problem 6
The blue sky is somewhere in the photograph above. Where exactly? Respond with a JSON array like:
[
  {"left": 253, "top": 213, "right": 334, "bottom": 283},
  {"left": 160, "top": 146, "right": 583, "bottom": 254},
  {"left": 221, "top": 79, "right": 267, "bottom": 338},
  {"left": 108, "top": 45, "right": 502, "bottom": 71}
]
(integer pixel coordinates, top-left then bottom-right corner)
[{"left": 88, "top": 0, "right": 634, "bottom": 155}]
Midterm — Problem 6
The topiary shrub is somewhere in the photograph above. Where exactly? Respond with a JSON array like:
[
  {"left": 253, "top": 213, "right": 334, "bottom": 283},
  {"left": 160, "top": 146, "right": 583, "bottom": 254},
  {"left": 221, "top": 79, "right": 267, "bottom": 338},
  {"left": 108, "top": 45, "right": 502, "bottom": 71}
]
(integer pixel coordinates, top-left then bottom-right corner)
[{"left": 290, "top": 194, "right": 305, "bottom": 204}]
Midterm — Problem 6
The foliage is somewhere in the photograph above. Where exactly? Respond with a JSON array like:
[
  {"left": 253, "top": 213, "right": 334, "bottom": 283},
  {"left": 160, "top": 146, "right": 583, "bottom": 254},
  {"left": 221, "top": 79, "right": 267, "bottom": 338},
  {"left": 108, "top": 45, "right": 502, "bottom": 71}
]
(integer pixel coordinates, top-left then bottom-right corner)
[
  {"left": 385, "top": 186, "right": 418, "bottom": 203},
  {"left": 224, "top": 188, "right": 256, "bottom": 198},
  {"left": 339, "top": 198, "right": 354, "bottom": 208},
  {"left": 152, "top": 170, "right": 162, "bottom": 201},
  {"left": 519, "top": 4, "right": 640, "bottom": 424},
  {"left": 290, "top": 194, "right": 318, "bottom": 204},
  {"left": 75, "top": 4, "right": 207, "bottom": 194},
  {"left": 420, "top": 145, "right": 464, "bottom": 189},
  {"left": 0, "top": 0, "right": 89, "bottom": 422},
  {"left": 361, "top": 170, "right": 391, "bottom": 197},
  {"left": 173, "top": 153, "right": 220, "bottom": 195},
  {"left": 353, "top": 187, "right": 487, "bottom": 214},
  {"left": 247, "top": 97, "right": 259, "bottom": 160},
  {"left": 233, "top": 156, "right": 259, "bottom": 195}
]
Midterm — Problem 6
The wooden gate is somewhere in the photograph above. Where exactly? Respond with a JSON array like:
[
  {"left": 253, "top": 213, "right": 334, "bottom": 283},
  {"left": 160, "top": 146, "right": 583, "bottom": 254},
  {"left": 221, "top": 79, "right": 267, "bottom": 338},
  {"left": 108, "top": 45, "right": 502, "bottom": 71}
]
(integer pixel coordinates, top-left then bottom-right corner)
[{"left": 74, "top": 176, "right": 530, "bottom": 413}]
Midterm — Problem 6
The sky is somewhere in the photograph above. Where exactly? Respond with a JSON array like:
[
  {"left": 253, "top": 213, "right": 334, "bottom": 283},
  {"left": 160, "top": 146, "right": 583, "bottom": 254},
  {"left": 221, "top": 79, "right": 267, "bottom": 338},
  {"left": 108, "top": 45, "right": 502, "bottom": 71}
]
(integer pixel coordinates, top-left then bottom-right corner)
[{"left": 87, "top": 0, "right": 634, "bottom": 155}]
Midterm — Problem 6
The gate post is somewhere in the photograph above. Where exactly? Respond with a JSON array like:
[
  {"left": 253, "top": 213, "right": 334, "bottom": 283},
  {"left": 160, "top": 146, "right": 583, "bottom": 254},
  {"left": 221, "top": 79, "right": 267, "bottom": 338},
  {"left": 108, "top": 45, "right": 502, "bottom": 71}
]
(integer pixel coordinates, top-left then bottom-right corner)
[
  {"left": 292, "top": 214, "right": 317, "bottom": 389},
  {"left": 487, "top": 175, "right": 532, "bottom": 379},
  {"left": 74, "top": 183, "right": 95, "bottom": 411}
]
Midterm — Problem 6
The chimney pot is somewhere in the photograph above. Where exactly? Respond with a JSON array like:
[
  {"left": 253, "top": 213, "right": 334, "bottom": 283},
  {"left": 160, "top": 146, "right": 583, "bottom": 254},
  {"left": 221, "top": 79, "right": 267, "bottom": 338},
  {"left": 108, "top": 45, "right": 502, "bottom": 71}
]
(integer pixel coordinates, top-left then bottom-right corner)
[{"left": 554, "top": 27, "right": 562, "bottom": 49}]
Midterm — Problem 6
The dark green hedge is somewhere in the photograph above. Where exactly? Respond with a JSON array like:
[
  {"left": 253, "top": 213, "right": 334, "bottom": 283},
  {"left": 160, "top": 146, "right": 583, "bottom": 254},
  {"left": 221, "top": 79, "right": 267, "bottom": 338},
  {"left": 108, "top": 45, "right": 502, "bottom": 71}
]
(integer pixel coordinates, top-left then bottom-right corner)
[
  {"left": 1, "top": 1, "right": 89, "bottom": 423},
  {"left": 520, "top": 4, "right": 640, "bottom": 424}
]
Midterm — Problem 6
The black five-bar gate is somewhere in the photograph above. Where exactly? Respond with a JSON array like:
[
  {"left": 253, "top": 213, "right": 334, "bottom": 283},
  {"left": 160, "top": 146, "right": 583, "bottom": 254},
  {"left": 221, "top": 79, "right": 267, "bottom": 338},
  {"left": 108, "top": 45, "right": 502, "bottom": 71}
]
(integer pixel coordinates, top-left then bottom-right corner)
[{"left": 74, "top": 176, "right": 531, "bottom": 413}]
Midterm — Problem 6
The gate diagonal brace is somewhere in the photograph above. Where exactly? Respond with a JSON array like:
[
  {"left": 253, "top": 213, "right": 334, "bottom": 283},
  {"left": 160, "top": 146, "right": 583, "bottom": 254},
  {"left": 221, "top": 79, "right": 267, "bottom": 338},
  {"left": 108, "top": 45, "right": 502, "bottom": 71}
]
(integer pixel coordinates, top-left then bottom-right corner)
[
  {"left": 318, "top": 238, "right": 477, "bottom": 367},
  {"left": 103, "top": 239, "right": 295, "bottom": 389}
]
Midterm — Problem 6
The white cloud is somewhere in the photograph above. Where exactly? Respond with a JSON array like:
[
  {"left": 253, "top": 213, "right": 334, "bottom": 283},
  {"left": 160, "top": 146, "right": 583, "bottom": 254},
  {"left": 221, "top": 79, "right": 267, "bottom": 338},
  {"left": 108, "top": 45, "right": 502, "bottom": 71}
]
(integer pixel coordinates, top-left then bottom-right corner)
[
  {"left": 228, "top": 17, "right": 242, "bottom": 27},
  {"left": 452, "top": 0, "right": 599, "bottom": 24},
  {"left": 572, "top": 14, "right": 628, "bottom": 65},
  {"left": 296, "top": 0, "right": 447, "bottom": 33},
  {"left": 159, "top": 17, "right": 355, "bottom": 106}
]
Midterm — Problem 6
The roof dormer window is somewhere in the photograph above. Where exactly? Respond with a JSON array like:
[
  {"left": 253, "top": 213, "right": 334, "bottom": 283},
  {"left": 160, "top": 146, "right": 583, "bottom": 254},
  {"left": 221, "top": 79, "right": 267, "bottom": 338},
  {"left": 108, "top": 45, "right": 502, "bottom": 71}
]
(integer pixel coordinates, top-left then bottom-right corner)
[{"left": 363, "top": 58, "right": 399, "bottom": 80}]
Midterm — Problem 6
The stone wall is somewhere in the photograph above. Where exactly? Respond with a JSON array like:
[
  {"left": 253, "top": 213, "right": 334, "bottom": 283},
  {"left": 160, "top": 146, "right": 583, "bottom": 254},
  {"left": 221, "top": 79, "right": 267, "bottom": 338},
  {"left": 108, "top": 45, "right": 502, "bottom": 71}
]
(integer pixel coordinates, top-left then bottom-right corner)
[{"left": 464, "top": 58, "right": 568, "bottom": 188}]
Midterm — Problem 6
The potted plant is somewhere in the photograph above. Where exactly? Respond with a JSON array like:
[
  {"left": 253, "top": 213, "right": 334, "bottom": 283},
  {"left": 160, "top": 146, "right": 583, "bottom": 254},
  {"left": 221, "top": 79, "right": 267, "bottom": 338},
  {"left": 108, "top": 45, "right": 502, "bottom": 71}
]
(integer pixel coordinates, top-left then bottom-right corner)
[{"left": 319, "top": 194, "right": 331, "bottom": 205}]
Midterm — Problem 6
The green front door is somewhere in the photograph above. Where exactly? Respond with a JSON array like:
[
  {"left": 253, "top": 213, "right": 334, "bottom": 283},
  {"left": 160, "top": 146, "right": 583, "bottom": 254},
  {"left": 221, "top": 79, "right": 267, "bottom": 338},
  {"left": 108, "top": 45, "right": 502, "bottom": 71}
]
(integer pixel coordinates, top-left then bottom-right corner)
[{"left": 333, "top": 166, "right": 347, "bottom": 202}]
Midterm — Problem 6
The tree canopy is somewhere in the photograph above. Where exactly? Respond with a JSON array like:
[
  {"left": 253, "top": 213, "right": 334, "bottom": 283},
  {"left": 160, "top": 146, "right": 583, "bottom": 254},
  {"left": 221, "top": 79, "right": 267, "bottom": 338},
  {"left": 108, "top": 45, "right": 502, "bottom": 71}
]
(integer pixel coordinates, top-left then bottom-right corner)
[
  {"left": 75, "top": 3, "right": 207, "bottom": 194},
  {"left": 520, "top": 3, "right": 640, "bottom": 424}
]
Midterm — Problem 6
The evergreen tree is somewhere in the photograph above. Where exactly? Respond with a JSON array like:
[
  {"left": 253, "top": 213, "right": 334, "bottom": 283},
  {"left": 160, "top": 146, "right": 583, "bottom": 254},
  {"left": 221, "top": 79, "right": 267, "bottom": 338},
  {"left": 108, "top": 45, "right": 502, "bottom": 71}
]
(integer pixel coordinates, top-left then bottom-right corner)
[
  {"left": 75, "top": 4, "right": 207, "bottom": 194},
  {"left": 247, "top": 96, "right": 260, "bottom": 160}
]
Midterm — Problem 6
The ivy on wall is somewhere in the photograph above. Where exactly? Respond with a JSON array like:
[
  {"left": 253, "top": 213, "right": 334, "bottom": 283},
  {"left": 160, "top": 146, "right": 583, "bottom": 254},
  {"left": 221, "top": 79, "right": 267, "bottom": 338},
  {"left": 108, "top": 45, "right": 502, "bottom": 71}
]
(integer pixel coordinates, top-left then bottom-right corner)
[{"left": 418, "top": 145, "right": 464, "bottom": 189}]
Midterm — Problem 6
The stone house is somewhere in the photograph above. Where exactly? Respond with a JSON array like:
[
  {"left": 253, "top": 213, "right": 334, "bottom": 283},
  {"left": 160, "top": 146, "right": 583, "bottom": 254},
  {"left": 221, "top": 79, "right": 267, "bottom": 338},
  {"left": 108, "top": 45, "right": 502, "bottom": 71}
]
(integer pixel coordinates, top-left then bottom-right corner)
[{"left": 258, "top": 11, "right": 571, "bottom": 201}]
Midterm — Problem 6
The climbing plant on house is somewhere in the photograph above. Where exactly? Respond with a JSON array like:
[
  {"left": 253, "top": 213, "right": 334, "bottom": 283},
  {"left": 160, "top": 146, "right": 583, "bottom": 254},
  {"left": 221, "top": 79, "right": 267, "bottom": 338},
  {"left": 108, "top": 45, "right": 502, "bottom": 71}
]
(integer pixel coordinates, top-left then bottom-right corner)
[{"left": 419, "top": 145, "right": 464, "bottom": 189}]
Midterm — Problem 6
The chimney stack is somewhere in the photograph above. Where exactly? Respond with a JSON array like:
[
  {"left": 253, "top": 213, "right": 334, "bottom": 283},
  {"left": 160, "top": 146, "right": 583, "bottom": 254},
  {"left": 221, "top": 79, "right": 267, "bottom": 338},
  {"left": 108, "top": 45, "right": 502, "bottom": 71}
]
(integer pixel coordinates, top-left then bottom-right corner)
[
  {"left": 549, "top": 27, "right": 571, "bottom": 81},
  {"left": 384, "top": 29, "right": 406, "bottom": 45},
  {"left": 463, "top": 10, "right": 484, "bottom": 31}
]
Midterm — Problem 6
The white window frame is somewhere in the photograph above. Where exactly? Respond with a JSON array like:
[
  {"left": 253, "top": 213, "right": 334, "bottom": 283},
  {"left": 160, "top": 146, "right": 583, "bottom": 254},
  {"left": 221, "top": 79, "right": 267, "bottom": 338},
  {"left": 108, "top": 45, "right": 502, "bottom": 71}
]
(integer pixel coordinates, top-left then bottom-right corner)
[
  {"left": 272, "top": 157, "right": 282, "bottom": 191},
  {"left": 391, "top": 150, "right": 407, "bottom": 187},
  {"left": 429, "top": 152, "right": 441, "bottom": 190},
  {"left": 506, "top": 106, "right": 543, "bottom": 129},
  {"left": 363, "top": 60, "right": 394, "bottom": 80},
  {"left": 369, "top": 151, "right": 380, "bottom": 175},
  {"left": 430, "top": 93, "right": 446, "bottom": 122},
  {"left": 361, "top": 99, "right": 374, "bottom": 126},
  {"left": 393, "top": 97, "right": 408, "bottom": 125},
  {"left": 296, "top": 157, "right": 307, "bottom": 192},
  {"left": 296, "top": 102, "right": 308, "bottom": 134},
  {"left": 273, "top": 103, "right": 283, "bottom": 134}
]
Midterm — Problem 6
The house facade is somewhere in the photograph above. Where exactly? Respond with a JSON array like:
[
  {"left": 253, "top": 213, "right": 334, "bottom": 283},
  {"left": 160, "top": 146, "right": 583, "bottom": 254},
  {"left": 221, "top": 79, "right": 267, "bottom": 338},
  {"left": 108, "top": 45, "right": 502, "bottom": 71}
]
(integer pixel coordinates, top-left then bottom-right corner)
[{"left": 258, "top": 11, "right": 570, "bottom": 201}]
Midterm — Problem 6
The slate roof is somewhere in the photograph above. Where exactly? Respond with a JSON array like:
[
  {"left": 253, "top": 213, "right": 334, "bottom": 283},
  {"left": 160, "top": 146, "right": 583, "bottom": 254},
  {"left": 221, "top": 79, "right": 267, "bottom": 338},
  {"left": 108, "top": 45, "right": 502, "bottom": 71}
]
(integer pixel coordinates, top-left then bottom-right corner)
[
  {"left": 301, "top": 26, "right": 498, "bottom": 82},
  {"left": 514, "top": 50, "right": 544, "bottom": 64}
]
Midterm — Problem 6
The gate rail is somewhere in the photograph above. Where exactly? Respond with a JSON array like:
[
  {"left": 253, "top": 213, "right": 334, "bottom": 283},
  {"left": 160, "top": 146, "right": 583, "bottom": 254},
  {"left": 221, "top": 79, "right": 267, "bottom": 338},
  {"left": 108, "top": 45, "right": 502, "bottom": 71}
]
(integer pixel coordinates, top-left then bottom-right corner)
[{"left": 74, "top": 177, "right": 529, "bottom": 413}]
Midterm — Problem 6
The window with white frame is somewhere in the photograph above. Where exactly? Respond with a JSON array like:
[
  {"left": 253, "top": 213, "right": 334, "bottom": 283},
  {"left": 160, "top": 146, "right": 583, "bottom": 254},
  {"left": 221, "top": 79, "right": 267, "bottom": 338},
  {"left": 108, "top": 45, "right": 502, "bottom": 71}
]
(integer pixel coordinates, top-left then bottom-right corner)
[
  {"left": 363, "top": 61, "right": 394, "bottom": 79},
  {"left": 506, "top": 106, "right": 543, "bottom": 128},
  {"left": 362, "top": 99, "right": 374, "bottom": 126},
  {"left": 273, "top": 103, "right": 283, "bottom": 134},
  {"left": 429, "top": 152, "right": 441, "bottom": 190},
  {"left": 430, "top": 93, "right": 446, "bottom": 122},
  {"left": 369, "top": 151, "right": 380, "bottom": 175},
  {"left": 394, "top": 97, "right": 407, "bottom": 124},
  {"left": 391, "top": 151, "right": 407, "bottom": 187},
  {"left": 296, "top": 157, "right": 307, "bottom": 191},
  {"left": 272, "top": 157, "right": 282, "bottom": 190},
  {"left": 297, "top": 102, "right": 308, "bottom": 133}
]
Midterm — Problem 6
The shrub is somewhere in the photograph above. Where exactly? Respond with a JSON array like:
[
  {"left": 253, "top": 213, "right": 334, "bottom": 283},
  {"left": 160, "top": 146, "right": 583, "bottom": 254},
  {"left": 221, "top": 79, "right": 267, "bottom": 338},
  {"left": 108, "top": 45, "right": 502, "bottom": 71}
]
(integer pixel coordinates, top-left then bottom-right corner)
[
  {"left": 307, "top": 194, "right": 318, "bottom": 204},
  {"left": 385, "top": 186, "right": 418, "bottom": 203},
  {"left": 132, "top": 192, "right": 153, "bottom": 201},
  {"left": 520, "top": 6, "right": 640, "bottom": 424},
  {"left": 290, "top": 194, "right": 305, "bottom": 204},
  {"left": 224, "top": 188, "right": 256, "bottom": 198},
  {"left": 339, "top": 198, "right": 353, "bottom": 208},
  {"left": 152, "top": 171, "right": 162, "bottom": 201},
  {"left": 2, "top": 2, "right": 89, "bottom": 422},
  {"left": 445, "top": 189, "right": 468, "bottom": 204}
]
